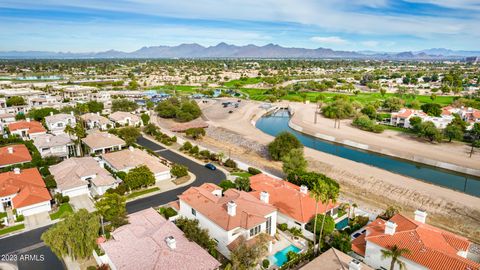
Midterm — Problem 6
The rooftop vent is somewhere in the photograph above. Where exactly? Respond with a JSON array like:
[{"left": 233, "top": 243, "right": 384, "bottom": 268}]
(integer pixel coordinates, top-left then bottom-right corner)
[
  {"left": 300, "top": 185, "right": 308, "bottom": 194},
  {"left": 165, "top": 236, "right": 176, "bottom": 250},
  {"left": 7, "top": 147, "right": 13, "bottom": 154},
  {"left": 349, "top": 259, "right": 362, "bottom": 270},
  {"left": 13, "top": 168, "right": 21, "bottom": 174},
  {"left": 227, "top": 201, "right": 237, "bottom": 217}
]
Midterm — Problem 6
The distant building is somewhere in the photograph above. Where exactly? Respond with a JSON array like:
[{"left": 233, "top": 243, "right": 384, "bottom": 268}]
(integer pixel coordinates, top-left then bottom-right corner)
[
  {"left": 80, "top": 113, "right": 112, "bottom": 131},
  {"left": 108, "top": 111, "right": 142, "bottom": 127},
  {"left": 81, "top": 131, "right": 125, "bottom": 155},
  {"left": 8, "top": 119, "right": 47, "bottom": 140},
  {"left": 97, "top": 208, "right": 220, "bottom": 270},
  {"left": 44, "top": 112, "right": 76, "bottom": 135},
  {"left": 352, "top": 211, "right": 480, "bottom": 270},
  {"left": 465, "top": 56, "right": 479, "bottom": 64}
]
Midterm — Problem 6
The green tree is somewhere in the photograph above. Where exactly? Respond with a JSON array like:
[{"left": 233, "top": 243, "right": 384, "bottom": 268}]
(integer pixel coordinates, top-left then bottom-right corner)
[
  {"left": 28, "top": 107, "right": 59, "bottom": 121},
  {"left": 6, "top": 96, "right": 26, "bottom": 106},
  {"left": 156, "top": 99, "right": 178, "bottom": 118},
  {"left": 444, "top": 123, "right": 463, "bottom": 142},
  {"left": 95, "top": 193, "right": 127, "bottom": 229},
  {"left": 124, "top": 165, "right": 155, "bottom": 190},
  {"left": 322, "top": 99, "right": 354, "bottom": 128},
  {"left": 267, "top": 132, "right": 303, "bottom": 161},
  {"left": 219, "top": 180, "right": 236, "bottom": 191},
  {"left": 381, "top": 245, "right": 410, "bottom": 270},
  {"left": 234, "top": 177, "right": 251, "bottom": 191},
  {"left": 281, "top": 148, "right": 307, "bottom": 175},
  {"left": 41, "top": 209, "right": 100, "bottom": 260},
  {"left": 185, "top": 127, "right": 206, "bottom": 140},
  {"left": 329, "top": 231, "right": 352, "bottom": 253},
  {"left": 85, "top": 101, "right": 104, "bottom": 113},
  {"left": 175, "top": 217, "right": 217, "bottom": 256},
  {"left": 383, "top": 97, "right": 405, "bottom": 112},
  {"left": 417, "top": 121, "right": 443, "bottom": 142},
  {"left": 112, "top": 99, "right": 139, "bottom": 112},
  {"left": 420, "top": 103, "right": 442, "bottom": 117},
  {"left": 230, "top": 233, "right": 270, "bottom": 270},
  {"left": 360, "top": 105, "right": 377, "bottom": 120},
  {"left": 140, "top": 113, "right": 150, "bottom": 125},
  {"left": 309, "top": 180, "right": 328, "bottom": 255},
  {"left": 143, "top": 123, "right": 159, "bottom": 135},
  {"left": 176, "top": 100, "right": 202, "bottom": 122},
  {"left": 117, "top": 127, "right": 140, "bottom": 146},
  {"left": 171, "top": 164, "right": 188, "bottom": 178}
]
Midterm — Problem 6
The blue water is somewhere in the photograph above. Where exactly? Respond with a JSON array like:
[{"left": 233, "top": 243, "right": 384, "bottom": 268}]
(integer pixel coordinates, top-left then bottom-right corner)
[
  {"left": 269, "top": 244, "right": 301, "bottom": 267},
  {"left": 256, "top": 110, "right": 480, "bottom": 197}
]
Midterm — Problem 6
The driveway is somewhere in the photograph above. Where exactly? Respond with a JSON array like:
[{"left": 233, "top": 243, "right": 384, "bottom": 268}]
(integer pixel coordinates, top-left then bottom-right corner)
[
  {"left": 24, "top": 212, "right": 51, "bottom": 230},
  {"left": 69, "top": 195, "right": 95, "bottom": 212}
]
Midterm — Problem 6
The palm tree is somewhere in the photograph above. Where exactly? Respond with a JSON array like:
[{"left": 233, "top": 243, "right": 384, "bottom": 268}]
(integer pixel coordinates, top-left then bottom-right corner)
[
  {"left": 381, "top": 245, "right": 410, "bottom": 270},
  {"left": 318, "top": 181, "right": 339, "bottom": 253},
  {"left": 351, "top": 203, "right": 358, "bottom": 219},
  {"left": 309, "top": 180, "right": 328, "bottom": 255}
]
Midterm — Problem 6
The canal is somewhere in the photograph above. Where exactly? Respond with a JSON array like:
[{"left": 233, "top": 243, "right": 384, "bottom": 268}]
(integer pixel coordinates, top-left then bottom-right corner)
[{"left": 255, "top": 110, "right": 480, "bottom": 197}]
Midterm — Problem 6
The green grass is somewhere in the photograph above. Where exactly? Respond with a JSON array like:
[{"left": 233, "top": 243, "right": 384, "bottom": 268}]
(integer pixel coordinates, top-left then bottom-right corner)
[
  {"left": 0, "top": 212, "right": 6, "bottom": 219},
  {"left": 49, "top": 203, "right": 74, "bottom": 220},
  {"left": 149, "top": 85, "right": 199, "bottom": 93},
  {"left": 380, "top": 124, "right": 416, "bottom": 134},
  {"left": 0, "top": 224, "right": 25, "bottom": 236},
  {"left": 231, "top": 172, "right": 253, "bottom": 178},
  {"left": 223, "top": 77, "right": 264, "bottom": 88},
  {"left": 126, "top": 187, "right": 160, "bottom": 199}
]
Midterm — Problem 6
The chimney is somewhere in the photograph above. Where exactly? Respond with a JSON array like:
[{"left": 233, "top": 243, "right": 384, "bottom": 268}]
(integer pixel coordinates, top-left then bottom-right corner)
[
  {"left": 7, "top": 147, "right": 13, "bottom": 154},
  {"left": 227, "top": 201, "right": 237, "bottom": 216},
  {"left": 165, "top": 236, "right": 176, "bottom": 250},
  {"left": 349, "top": 259, "right": 362, "bottom": 270},
  {"left": 260, "top": 191, "right": 269, "bottom": 204},
  {"left": 300, "top": 185, "right": 308, "bottom": 194},
  {"left": 128, "top": 146, "right": 134, "bottom": 152},
  {"left": 97, "top": 112, "right": 100, "bottom": 116},
  {"left": 50, "top": 111, "right": 54, "bottom": 116},
  {"left": 13, "top": 168, "right": 21, "bottom": 174},
  {"left": 414, "top": 209, "right": 427, "bottom": 224},
  {"left": 384, "top": 221, "right": 397, "bottom": 235},
  {"left": 26, "top": 118, "right": 31, "bottom": 122}
]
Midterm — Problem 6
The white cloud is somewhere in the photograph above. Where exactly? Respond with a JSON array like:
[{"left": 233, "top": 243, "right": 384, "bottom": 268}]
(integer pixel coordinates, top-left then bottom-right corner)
[
  {"left": 311, "top": 36, "right": 349, "bottom": 45},
  {"left": 361, "top": 40, "right": 380, "bottom": 47}
]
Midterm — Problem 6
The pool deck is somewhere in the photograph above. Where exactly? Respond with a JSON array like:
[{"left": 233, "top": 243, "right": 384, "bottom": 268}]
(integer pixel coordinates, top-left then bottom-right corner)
[{"left": 270, "top": 230, "right": 308, "bottom": 256}]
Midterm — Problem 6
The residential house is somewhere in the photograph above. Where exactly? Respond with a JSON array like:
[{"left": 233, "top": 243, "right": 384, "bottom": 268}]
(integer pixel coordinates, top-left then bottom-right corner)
[
  {"left": 8, "top": 119, "right": 47, "bottom": 140},
  {"left": 44, "top": 112, "right": 76, "bottom": 135},
  {"left": 249, "top": 174, "right": 346, "bottom": 239},
  {"left": 49, "top": 157, "right": 117, "bottom": 197},
  {"left": 0, "top": 113, "right": 16, "bottom": 128},
  {"left": 300, "top": 248, "right": 373, "bottom": 270},
  {"left": 108, "top": 111, "right": 142, "bottom": 127},
  {"left": 390, "top": 109, "right": 427, "bottom": 128},
  {"left": 0, "top": 168, "right": 51, "bottom": 216},
  {"left": 97, "top": 208, "right": 220, "bottom": 270},
  {"left": 60, "top": 85, "right": 94, "bottom": 102},
  {"left": 351, "top": 210, "right": 480, "bottom": 270},
  {"left": 443, "top": 106, "right": 480, "bottom": 130},
  {"left": 80, "top": 113, "right": 112, "bottom": 130},
  {"left": 102, "top": 146, "right": 171, "bottom": 182},
  {"left": 82, "top": 131, "right": 125, "bottom": 155},
  {"left": 33, "top": 134, "right": 76, "bottom": 159},
  {"left": 0, "top": 144, "right": 32, "bottom": 168},
  {"left": 178, "top": 183, "right": 277, "bottom": 257}
]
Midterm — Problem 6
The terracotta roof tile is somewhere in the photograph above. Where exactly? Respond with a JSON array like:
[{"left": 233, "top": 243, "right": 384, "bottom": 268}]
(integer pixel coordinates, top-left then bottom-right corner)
[
  {"left": 249, "top": 174, "right": 338, "bottom": 223},
  {"left": 179, "top": 183, "right": 276, "bottom": 231},
  {"left": 0, "top": 168, "right": 51, "bottom": 208},
  {"left": 0, "top": 144, "right": 32, "bottom": 167},
  {"left": 8, "top": 120, "right": 46, "bottom": 134}
]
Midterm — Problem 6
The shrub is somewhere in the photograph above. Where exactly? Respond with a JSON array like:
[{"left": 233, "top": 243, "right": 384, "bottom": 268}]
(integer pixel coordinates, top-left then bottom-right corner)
[
  {"left": 189, "top": 145, "right": 199, "bottom": 155},
  {"left": 170, "top": 136, "right": 177, "bottom": 142},
  {"left": 116, "top": 171, "right": 127, "bottom": 181},
  {"left": 267, "top": 132, "right": 303, "bottom": 161},
  {"left": 181, "top": 141, "right": 193, "bottom": 151},
  {"left": 224, "top": 158, "right": 237, "bottom": 169},
  {"left": 278, "top": 223, "right": 288, "bottom": 231},
  {"left": 44, "top": 175, "right": 57, "bottom": 189},
  {"left": 262, "top": 259, "right": 270, "bottom": 269},
  {"left": 158, "top": 207, "right": 178, "bottom": 219},
  {"left": 199, "top": 150, "right": 211, "bottom": 159},
  {"left": 106, "top": 184, "right": 127, "bottom": 196},
  {"left": 16, "top": 215, "right": 25, "bottom": 222},
  {"left": 62, "top": 196, "right": 70, "bottom": 204},
  {"left": 353, "top": 115, "right": 385, "bottom": 133},
  {"left": 171, "top": 164, "right": 188, "bottom": 178},
  {"left": 219, "top": 180, "right": 236, "bottom": 191},
  {"left": 185, "top": 127, "right": 206, "bottom": 140},
  {"left": 248, "top": 167, "right": 262, "bottom": 175}
]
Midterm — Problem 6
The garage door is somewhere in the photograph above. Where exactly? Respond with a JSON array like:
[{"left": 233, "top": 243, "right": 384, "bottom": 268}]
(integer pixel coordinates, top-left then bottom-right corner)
[
  {"left": 17, "top": 202, "right": 52, "bottom": 216},
  {"left": 63, "top": 185, "right": 89, "bottom": 197}
]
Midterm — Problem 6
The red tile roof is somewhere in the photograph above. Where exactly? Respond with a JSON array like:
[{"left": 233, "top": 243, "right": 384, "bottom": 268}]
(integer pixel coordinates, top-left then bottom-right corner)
[
  {"left": 8, "top": 120, "right": 46, "bottom": 134},
  {"left": 249, "top": 174, "right": 338, "bottom": 223},
  {"left": 0, "top": 168, "right": 51, "bottom": 208},
  {"left": 0, "top": 144, "right": 32, "bottom": 167},
  {"left": 179, "top": 183, "right": 276, "bottom": 231},
  {"left": 352, "top": 214, "right": 480, "bottom": 270}
]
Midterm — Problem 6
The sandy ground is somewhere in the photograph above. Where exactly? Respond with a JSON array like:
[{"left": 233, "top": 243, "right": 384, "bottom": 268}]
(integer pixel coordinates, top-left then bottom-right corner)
[
  {"left": 198, "top": 98, "right": 480, "bottom": 242},
  {"left": 288, "top": 102, "right": 480, "bottom": 171}
]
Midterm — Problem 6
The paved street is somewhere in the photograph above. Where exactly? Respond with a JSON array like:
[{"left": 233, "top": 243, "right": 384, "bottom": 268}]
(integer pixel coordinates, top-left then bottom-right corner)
[{"left": 0, "top": 136, "right": 226, "bottom": 270}]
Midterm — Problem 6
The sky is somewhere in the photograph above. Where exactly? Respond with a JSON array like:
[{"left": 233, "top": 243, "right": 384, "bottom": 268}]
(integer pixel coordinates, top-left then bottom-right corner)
[{"left": 0, "top": 0, "right": 479, "bottom": 52}]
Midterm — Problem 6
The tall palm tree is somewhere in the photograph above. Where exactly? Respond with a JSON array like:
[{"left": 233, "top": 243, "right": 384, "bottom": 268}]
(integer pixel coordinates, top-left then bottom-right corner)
[
  {"left": 351, "top": 203, "right": 358, "bottom": 219},
  {"left": 309, "top": 180, "right": 328, "bottom": 254},
  {"left": 318, "top": 181, "right": 339, "bottom": 253},
  {"left": 381, "top": 245, "right": 410, "bottom": 270}
]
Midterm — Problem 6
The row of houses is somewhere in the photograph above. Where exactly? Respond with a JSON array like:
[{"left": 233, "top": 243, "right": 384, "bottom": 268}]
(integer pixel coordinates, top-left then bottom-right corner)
[{"left": 390, "top": 106, "right": 480, "bottom": 129}]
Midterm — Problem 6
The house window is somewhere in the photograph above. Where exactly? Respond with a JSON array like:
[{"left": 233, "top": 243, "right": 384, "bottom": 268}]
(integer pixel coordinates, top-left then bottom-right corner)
[
  {"left": 191, "top": 208, "right": 196, "bottom": 216},
  {"left": 266, "top": 217, "right": 272, "bottom": 235},
  {"left": 249, "top": 225, "right": 261, "bottom": 237},
  {"left": 294, "top": 221, "right": 302, "bottom": 226}
]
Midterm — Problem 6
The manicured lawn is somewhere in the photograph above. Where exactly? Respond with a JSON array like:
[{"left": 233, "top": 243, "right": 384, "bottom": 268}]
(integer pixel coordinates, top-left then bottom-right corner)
[
  {"left": 49, "top": 203, "right": 74, "bottom": 220},
  {"left": 126, "top": 187, "right": 160, "bottom": 199},
  {"left": 224, "top": 77, "right": 264, "bottom": 88},
  {"left": 231, "top": 172, "right": 253, "bottom": 178},
  {"left": 0, "top": 212, "right": 6, "bottom": 219},
  {"left": 149, "top": 85, "right": 199, "bottom": 93},
  {"left": 0, "top": 224, "right": 25, "bottom": 236}
]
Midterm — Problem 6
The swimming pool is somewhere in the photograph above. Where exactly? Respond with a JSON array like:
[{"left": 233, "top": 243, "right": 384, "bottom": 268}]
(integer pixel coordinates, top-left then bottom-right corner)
[{"left": 269, "top": 244, "right": 301, "bottom": 267}]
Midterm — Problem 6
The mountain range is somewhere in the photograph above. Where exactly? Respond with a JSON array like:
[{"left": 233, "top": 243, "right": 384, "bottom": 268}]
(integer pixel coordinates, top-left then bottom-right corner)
[{"left": 0, "top": 43, "right": 479, "bottom": 59}]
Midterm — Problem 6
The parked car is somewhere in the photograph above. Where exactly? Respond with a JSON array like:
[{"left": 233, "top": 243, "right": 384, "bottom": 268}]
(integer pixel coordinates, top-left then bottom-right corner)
[{"left": 205, "top": 163, "right": 216, "bottom": 170}]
